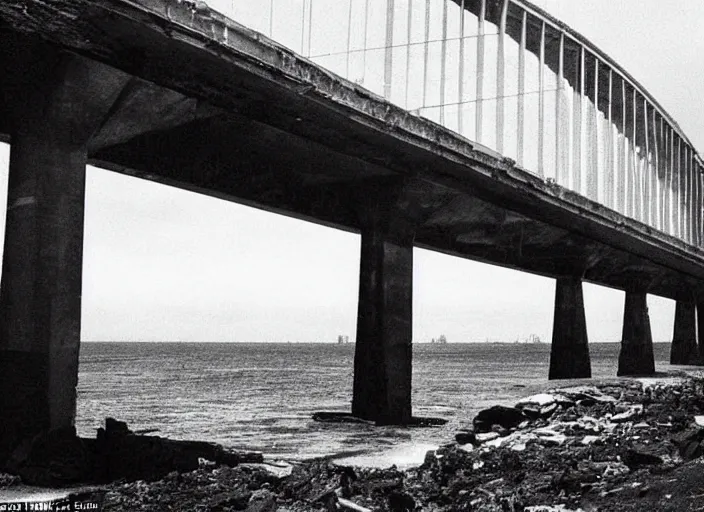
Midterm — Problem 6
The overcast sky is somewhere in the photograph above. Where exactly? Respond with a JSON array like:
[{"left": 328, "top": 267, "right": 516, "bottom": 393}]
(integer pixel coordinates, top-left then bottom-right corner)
[{"left": 0, "top": 0, "right": 701, "bottom": 343}]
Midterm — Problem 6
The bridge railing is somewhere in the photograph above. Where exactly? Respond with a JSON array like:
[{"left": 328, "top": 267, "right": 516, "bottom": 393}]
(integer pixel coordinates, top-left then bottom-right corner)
[{"left": 205, "top": 0, "right": 704, "bottom": 247}]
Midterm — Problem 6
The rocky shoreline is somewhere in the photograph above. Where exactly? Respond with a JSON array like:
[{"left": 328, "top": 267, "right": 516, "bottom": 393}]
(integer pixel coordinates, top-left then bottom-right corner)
[{"left": 4, "top": 372, "right": 704, "bottom": 511}]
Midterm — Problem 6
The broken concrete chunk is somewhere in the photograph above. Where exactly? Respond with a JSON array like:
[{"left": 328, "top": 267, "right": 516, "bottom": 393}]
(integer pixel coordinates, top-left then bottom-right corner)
[
  {"left": 475, "top": 432, "right": 500, "bottom": 444},
  {"left": 610, "top": 406, "right": 643, "bottom": 423}
]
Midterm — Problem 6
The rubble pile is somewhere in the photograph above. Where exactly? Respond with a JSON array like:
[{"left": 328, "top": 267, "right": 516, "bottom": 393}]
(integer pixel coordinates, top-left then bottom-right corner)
[{"left": 5, "top": 375, "right": 704, "bottom": 511}]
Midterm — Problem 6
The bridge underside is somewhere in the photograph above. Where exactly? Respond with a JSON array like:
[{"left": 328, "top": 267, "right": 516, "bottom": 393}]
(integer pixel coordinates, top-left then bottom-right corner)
[
  {"left": 0, "top": 1, "right": 701, "bottom": 296},
  {"left": 0, "top": 0, "right": 703, "bottom": 458}
]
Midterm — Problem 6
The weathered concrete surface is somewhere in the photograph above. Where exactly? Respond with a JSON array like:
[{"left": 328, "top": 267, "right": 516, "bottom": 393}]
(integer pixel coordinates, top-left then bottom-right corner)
[
  {"left": 617, "top": 291, "right": 655, "bottom": 376},
  {"left": 351, "top": 181, "right": 448, "bottom": 424},
  {"left": 549, "top": 277, "right": 591, "bottom": 380},
  {"left": 671, "top": 301, "right": 699, "bottom": 365},
  {"left": 0, "top": 47, "right": 130, "bottom": 462},
  {"left": 353, "top": 228, "right": 413, "bottom": 425},
  {"left": 0, "top": 0, "right": 702, "bottom": 301}
]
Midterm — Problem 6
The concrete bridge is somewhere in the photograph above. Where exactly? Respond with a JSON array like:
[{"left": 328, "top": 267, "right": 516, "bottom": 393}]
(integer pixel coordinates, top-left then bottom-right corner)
[{"left": 0, "top": 0, "right": 702, "bottom": 459}]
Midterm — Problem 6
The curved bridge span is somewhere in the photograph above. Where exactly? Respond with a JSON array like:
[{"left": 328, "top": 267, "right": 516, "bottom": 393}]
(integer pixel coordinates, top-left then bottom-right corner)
[
  {"left": 218, "top": 0, "right": 704, "bottom": 246},
  {"left": 0, "top": 0, "right": 702, "bottom": 450}
]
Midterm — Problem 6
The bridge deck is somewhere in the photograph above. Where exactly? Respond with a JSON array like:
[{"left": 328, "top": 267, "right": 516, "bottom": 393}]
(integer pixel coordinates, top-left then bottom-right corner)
[{"left": 0, "top": 0, "right": 702, "bottom": 300}]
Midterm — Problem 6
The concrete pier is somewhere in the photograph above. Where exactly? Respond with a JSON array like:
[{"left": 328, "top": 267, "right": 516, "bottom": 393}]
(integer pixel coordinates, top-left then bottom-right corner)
[
  {"left": 0, "top": 46, "right": 129, "bottom": 461},
  {"left": 352, "top": 226, "right": 413, "bottom": 424},
  {"left": 617, "top": 291, "right": 655, "bottom": 376},
  {"left": 549, "top": 277, "right": 591, "bottom": 380},
  {"left": 351, "top": 181, "right": 420, "bottom": 425},
  {"left": 671, "top": 300, "right": 699, "bottom": 365}
]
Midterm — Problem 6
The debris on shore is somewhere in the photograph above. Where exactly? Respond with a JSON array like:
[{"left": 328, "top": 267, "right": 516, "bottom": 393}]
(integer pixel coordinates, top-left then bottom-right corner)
[
  {"left": 2, "top": 417, "right": 263, "bottom": 487},
  {"left": 4, "top": 374, "right": 704, "bottom": 511}
]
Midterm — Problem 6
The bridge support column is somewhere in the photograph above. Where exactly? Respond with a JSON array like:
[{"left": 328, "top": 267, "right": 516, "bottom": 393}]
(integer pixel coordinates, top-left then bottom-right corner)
[
  {"left": 0, "top": 44, "right": 129, "bottom": 463},
  {"left": 549, "top": 276, "right": 591, "bottom": 379},
  {"left": 671, "top": 300, "right": 699, "bottom": 365},
  {"left": 618, "top": 290, "right": 655, "bottom": 376},
  {"left": 352, "top": 226, "right": 413, "bottom": 425}
]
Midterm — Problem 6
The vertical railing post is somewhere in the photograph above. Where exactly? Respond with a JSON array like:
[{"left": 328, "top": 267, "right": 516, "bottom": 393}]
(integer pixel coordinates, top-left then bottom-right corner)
[
  {"left": 346, "top": 0, "right": 354, "bottom": 79},
  {"left": 690, "top": 149, "right": 695, "bottom": 244},
  {"left": 458, "top": 0, "right": 465, "bottom": 132},
  {"left": 439, "top": 0, "right": 448, "bottom": 123},
  {"left": 269, "top": 0, "right": 274, "bottom": 37},
  {"left": 476, "top": 0, "right": 486, "bottom": 143},
  {"left": 307, "top": 0, "right": 314, "bottom": 57},
  {"left": 496, "top": 0, "right": 508, "bottom": 154},
  {"left": 362, "top": 0, "right": 370, "bottom": 83},
  {"left": 573, "top": 46, "right": 584, "bottom": 193},
  {"left": 693, "top": 159, "right": 697, "bottom": 244},
  {"left": 652, "top": 110, "right": 660, "bottom": 231},
  {"left": 692, "top": 152, "right": 696, "bottom": 244},
  {"left": 682, "top": 141, "right": 692, "bottom": 242},
  {"left": 683, "top": 146, "right": 689, "bottom": 243},
  {"left": 555, "top": 32, "right": 565, "bottom": 185},
  {"left": 589, "top": 57, "right": 599, "bottom": 201},
  {"left": 631, "top": 88, "right": 638, "bottom": 221},
  {"left": 617, "top": 79, "right": 626, "bottom": 214},
  {"left": 604, "top": 68, "right": 613, "bottom": 207},
  {"left": 660, "top": 116, "right": 670, "bottom": 233},
  {"left": 685, "top": 143, "right": 690, "bottom": 242},
  {"left": 517, "top": 9, "right": 526, "bottom": 166},
  {"left": 675, "top": 136, "right": 681, "bottom": 239},
  {"left": 699, "top": 164, "right": 703, "bottom": 246},
  {"left": 688, "top": 150, "right": 693, "bottom": 243},
  {"left": 404, "top": 0, "right": 413, "bottom": 109},
  {"left": 537, "top": 20, "right": 545, "bottom": 176},
  {"left": 695, "top": 159, "right": 701, "bottom": 246},
  {"left": 663, "top": 126, "right": 669, "bottom": 234},
  {"left": 422, "top": 0, "right": 430, "bottom": 107},
  {"left": 384, "top": 0, "right": 395, "bottom": 100},
  {"left": 668, "top": 128, "right": 674, "bottom": 236},
  {"left": 643, "top": 100, "right": 651, "bottom": 227},
  {"left": 696, "top": 164, "right": 700, "bottom": 245},
  {"left": 676, "top": 133, "right": 681, "bottom": 238},
  {"left": 300, "top": 0, "right": 307, "bottom": 57}
]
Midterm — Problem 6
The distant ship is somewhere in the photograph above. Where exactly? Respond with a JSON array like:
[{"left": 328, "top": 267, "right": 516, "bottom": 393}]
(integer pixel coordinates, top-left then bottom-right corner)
[
  {"left": 430, "top": 335, "right": 448, "bottom": 344},
  {"left": 337, "top": 335, "right": 350, "bottom": 344},
  {"left": 513, "top": 334, "right": 543, "bottom": 344}
]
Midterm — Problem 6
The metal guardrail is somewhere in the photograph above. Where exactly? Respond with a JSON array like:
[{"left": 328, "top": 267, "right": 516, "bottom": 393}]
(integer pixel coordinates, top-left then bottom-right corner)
[{"left": 205, "top": 0, "right": 702, "bottom": 247}]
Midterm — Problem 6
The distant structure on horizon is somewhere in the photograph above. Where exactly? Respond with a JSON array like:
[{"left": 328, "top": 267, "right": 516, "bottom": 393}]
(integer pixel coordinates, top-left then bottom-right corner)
[
  {"left": 512, "top": 334, "right": 543, "bottom": 344},
  {"left": 430, "top": 334, "right": 448, "bottom": 344},
  {"left": 527, "top": 334, "right": 543, "bottom": 344},
  {"left": 337, "top": 335, "right": 350, "bottom": 344}
]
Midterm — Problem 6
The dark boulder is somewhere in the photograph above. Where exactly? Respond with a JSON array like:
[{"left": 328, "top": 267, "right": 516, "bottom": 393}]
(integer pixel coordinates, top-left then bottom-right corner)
[
  {"left": 473, "top": 406, "right": 527, "bottom": 433},
  {"left": 621, "top": 449, "right": 663, "bottom": 469},
  {"left": 13, "top": 427, "right": 91, "bottom": 486},
  {"left": 389, "top": 491, "right": 415, "bottom": 512},
  {"left": 672, "top": 428, "right": 704, "bottom": 461},
  {"left": 455, "top": 430, "right": 476, "bottom": 445}
]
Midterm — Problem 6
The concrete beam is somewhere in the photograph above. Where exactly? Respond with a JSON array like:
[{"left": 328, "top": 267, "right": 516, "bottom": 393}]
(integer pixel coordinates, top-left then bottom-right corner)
[
  {"left": 549, "top": 276, "right": 591, "bottom": 379},
  {"left": 0, "top": 45, "right": 130, "bottom": 463},
  {"left": 671, "top": 300, "right": 699, "bottom": 365}
]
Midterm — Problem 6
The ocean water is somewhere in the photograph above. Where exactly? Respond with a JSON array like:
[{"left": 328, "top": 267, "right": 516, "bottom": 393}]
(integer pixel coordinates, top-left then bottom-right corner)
[{"left": 76, "top": 342, "right": 674, "bottom": 464}]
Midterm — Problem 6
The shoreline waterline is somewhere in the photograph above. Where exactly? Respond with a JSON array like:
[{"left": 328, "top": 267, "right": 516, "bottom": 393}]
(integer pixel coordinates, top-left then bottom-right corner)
[{"left": 75, "top": 342, "right": 680, "bottom": 463}]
